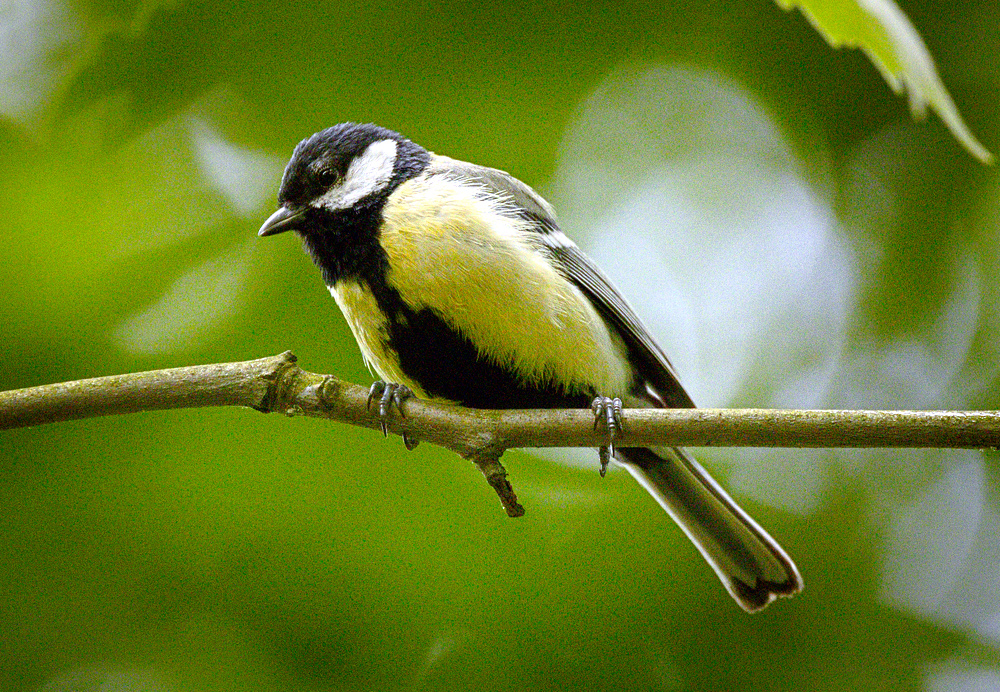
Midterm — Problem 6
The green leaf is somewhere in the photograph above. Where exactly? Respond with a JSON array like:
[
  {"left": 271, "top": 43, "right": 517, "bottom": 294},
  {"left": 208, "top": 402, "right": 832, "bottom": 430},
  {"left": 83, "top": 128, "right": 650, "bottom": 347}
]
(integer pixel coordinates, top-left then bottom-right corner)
[{"left": 776, "top": 0, "right": 993, "bottom": 163}]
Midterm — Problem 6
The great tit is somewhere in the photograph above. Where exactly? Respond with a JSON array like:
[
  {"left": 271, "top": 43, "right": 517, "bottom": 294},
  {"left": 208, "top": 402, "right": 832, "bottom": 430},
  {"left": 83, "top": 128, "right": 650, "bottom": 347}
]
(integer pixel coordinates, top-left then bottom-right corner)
[{"left": 258, "top": 122, "right": 802, "bottom": 612}]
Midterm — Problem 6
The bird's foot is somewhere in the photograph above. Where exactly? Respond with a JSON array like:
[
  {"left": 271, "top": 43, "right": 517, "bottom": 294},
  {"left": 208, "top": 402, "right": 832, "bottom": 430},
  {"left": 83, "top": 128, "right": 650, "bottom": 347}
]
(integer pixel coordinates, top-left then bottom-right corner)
[
  {"left": 367, "top": 381, "right": 418, "bottom": 449},
  {"left": 591, "top": 396, "right": 623, "bottom": 477}
]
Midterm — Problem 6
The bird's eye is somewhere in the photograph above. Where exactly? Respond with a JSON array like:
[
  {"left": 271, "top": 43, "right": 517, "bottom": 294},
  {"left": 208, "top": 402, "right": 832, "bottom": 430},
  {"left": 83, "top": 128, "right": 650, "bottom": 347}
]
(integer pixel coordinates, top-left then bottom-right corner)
[{"left": 316, "top": 168, "right": 339, "bottom": 188}]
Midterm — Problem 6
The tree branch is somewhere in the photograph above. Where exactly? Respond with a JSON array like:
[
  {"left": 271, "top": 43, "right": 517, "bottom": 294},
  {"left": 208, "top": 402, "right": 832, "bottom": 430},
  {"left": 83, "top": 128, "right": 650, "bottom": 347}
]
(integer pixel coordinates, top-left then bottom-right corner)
[{"left": 3, "top": 351, "right": 998, "bottom": 516}]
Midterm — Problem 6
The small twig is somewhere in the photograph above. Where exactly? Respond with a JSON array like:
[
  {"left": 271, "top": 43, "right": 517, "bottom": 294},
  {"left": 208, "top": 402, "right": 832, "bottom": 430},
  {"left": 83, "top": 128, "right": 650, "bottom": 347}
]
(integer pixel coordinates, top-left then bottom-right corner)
[
  {"left": 468, "top": 452, "right": 525, "bottom": 518},
  {"left": 2, "top": 352, "right": 999, "bottom": 517}
]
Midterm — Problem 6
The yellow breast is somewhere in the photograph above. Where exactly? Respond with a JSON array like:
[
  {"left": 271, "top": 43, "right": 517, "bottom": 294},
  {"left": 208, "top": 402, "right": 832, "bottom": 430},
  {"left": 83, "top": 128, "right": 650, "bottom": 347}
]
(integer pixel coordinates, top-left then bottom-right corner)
[{"left": 375, "top": 174, "right": 632, "bottom": 398}]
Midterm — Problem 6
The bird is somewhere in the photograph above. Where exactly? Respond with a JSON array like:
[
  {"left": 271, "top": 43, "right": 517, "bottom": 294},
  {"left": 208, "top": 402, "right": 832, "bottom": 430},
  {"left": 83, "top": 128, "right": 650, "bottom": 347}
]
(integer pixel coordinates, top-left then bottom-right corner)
[{"left": 258, "top": 122, "right": 802, "bottom": 612}]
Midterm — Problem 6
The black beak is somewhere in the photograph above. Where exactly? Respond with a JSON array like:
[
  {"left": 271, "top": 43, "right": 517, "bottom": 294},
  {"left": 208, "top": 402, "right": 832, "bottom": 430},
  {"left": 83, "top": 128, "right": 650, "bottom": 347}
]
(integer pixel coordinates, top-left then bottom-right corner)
[{"left": 258, "top": 206, "right": 306, "bottom": 237}]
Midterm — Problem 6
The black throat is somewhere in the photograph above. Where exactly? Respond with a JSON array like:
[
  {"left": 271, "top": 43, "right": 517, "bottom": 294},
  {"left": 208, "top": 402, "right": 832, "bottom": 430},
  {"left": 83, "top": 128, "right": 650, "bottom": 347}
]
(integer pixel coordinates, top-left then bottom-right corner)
[{"left": 300, "top": 200, "right": 389, "bottom": 287}]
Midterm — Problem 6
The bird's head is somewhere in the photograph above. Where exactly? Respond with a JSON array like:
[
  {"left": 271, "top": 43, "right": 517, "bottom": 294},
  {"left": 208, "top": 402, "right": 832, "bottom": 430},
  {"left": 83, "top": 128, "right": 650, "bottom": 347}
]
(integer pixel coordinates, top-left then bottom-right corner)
[{"left": 258, "top": 122, "right": 428, "bottom": 238}]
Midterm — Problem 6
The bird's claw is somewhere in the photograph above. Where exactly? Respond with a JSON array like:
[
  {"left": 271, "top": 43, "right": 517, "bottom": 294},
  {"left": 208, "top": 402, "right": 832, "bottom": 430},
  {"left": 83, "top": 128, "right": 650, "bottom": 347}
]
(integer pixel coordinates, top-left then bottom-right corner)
[
  {"left": 591, "top": 396, "right": 623, "bottom": 477},
  {"left": 367, "top": 381, "right": 414, "bottom": 443},
  {"left": 402, "top": 432, "right": 419, "bottom": 451}
]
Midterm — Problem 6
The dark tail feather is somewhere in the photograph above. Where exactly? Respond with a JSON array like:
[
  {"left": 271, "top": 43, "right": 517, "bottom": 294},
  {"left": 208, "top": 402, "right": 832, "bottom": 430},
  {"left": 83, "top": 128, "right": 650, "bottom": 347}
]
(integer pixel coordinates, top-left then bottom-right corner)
[{"left": 619, "top": 446, "right": 802, "bottom": 612}]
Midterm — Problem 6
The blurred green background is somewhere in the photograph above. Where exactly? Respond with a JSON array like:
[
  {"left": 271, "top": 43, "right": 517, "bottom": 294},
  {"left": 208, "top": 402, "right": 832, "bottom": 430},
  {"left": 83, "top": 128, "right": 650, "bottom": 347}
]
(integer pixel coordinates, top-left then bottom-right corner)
[{"left": 2, "top": 0, "right": 1000, "bottom": 690}]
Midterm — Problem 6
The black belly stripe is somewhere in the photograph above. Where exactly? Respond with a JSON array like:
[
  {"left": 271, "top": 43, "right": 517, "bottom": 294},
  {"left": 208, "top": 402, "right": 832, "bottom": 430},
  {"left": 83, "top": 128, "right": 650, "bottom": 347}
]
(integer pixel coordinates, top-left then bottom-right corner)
[{"left": 386, "top": 305, "right": 594, "bottom": 410}]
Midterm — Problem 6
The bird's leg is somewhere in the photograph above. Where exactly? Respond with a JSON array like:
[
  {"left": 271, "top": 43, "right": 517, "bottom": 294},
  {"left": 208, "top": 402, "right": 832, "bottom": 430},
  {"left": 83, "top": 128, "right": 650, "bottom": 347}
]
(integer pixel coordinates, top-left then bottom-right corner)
[
  {"left": 367, "top": 381, "right": 418, "bottom": 448},
  {"left": 591, "top": 396, "right": 623, "bottom": 477}
]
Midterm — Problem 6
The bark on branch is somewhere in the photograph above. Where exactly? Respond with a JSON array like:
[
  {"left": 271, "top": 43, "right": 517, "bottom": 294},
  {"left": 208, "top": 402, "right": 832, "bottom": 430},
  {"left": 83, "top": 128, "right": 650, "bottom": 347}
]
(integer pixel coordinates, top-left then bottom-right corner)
[{"left": 3, "top": 351, "right": 998, "bottom": 516}]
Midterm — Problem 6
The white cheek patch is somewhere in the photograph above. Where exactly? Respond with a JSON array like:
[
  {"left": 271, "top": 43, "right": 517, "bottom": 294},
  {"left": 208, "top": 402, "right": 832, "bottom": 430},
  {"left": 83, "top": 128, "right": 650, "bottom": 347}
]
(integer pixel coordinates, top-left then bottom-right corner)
[{"left": 313, "top": 139, "right": 398, "bottom": 211}]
